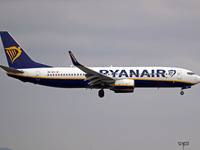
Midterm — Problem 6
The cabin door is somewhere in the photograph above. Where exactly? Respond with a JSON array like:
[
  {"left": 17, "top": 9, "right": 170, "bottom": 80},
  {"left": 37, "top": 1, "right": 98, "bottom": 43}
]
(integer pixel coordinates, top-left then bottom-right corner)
[
  {"left": 177, "top": 70, "right": 182, "bottom": 80},
  {"left": 36, "top": 71, "right": 41, "bottom": 82}
]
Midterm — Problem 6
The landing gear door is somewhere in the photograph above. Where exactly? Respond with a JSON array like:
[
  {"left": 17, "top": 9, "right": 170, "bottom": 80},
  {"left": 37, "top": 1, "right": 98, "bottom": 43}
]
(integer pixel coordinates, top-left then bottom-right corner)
[{"left": 177, "top": 70, "right": 182, "bottom": 80}]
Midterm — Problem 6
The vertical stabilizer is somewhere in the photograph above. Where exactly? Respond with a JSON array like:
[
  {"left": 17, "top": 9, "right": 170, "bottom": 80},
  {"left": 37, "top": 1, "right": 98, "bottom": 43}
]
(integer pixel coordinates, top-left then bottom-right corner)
[{"left": 0, "top": 31, "right": 51, "bottom": 69}]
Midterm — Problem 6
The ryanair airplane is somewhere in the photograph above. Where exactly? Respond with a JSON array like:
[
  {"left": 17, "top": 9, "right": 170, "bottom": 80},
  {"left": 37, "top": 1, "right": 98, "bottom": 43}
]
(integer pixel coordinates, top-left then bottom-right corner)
[{"left": 1, "top": 31, "right": 200, "bottom": 98}]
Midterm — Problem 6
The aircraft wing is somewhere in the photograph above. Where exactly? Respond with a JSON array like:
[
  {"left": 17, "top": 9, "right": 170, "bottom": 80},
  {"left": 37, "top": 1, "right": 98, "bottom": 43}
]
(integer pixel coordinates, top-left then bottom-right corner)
[{"left": 69, "top": 51, "right": 115, "bottom": 87}]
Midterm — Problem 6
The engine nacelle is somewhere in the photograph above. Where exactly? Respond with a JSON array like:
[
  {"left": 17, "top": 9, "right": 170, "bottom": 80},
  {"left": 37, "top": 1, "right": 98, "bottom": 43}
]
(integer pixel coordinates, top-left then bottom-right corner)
[{"left": 111, "top": 79, "right": 134, "bottom": 93}]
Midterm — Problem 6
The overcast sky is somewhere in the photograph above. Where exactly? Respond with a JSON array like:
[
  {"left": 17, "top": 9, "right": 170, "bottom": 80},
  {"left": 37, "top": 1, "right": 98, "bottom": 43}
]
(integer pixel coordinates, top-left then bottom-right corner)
[{"left": 1, "top": 1, "right": 200, "bottom": 150}]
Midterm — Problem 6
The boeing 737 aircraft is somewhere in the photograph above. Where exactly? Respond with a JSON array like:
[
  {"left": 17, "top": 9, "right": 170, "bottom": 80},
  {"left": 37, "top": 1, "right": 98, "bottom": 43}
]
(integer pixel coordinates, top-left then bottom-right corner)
[{"left": 0, "top": 31, "right": 200, "bottom": 98}]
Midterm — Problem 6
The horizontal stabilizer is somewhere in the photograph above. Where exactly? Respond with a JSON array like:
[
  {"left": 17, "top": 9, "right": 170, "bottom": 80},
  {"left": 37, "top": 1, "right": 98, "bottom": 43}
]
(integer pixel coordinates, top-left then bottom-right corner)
[{"left": 0, "top": 65, "right": 24, "bottom": 73}]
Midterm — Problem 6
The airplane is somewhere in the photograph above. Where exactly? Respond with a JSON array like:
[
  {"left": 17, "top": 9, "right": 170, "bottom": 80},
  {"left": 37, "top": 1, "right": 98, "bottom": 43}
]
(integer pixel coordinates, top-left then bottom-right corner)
[{"left": 0, "top": 31, "right": 200, "bottom": 98}]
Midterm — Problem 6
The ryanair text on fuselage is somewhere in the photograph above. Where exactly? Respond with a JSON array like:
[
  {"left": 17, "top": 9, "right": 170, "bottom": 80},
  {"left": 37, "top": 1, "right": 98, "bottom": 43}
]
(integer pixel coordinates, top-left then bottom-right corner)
[{"left": 100, "top": 69, "right": 176, "bottom": 78}]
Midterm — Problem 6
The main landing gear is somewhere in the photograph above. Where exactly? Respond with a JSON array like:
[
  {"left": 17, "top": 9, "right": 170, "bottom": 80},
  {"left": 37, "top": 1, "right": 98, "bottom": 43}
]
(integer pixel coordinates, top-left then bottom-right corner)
[
  {"left": 180, "top": 90, "right": 184, "bottom": 95},
  {"left": 98, "top": 89, "right": 105, "bottom": 98}
]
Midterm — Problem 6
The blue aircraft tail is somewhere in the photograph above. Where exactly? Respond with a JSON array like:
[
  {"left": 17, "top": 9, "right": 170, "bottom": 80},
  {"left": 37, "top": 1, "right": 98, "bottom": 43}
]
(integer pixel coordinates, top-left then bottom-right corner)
[{"left": 0, "top": 31, "right": 52, "bottom": 69}]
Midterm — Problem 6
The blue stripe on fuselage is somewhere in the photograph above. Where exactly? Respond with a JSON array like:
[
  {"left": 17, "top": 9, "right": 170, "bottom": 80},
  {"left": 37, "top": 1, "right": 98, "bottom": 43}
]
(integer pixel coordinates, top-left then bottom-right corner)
[
  {"left": 134, "top": 80, "right": 193, "bottom": 87},
  {"left": 7, "top": 73, "right": 88, "bottom": 88},
  {"left": 7, "top": 73, "right": 195, "bottom": 88}
]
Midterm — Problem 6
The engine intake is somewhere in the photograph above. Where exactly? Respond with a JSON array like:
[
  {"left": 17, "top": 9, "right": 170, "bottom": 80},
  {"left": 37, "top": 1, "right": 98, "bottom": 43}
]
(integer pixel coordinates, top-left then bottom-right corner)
[{"left": 111, "top": 79, "right": 134, "bottom": 93}]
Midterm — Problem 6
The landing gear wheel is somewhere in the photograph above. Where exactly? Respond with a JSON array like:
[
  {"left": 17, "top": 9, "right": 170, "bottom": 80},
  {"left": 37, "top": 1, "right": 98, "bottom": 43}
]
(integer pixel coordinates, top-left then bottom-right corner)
[
  {"left": 180, "top": 90, "right": 184, "bottom": 95},
  {"left": 98, "top": 89, "right": 105, "bottom": 98}
]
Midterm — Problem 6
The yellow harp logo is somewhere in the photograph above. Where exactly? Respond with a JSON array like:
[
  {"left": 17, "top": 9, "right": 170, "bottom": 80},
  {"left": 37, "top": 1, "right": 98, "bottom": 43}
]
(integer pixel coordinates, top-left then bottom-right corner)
[{"left": 5, "top": 46, "right": 22, "bottom": 63}]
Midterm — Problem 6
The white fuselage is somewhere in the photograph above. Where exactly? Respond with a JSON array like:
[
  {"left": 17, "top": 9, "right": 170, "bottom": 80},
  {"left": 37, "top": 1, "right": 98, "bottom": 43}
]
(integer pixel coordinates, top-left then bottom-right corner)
[{"left": 7, "top": 66, "right": 200, "bottom": 89}]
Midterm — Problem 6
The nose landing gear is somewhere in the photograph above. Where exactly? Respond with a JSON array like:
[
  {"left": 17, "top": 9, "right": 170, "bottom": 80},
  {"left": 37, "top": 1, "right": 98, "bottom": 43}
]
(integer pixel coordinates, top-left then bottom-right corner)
[
  {"left": 180, "top": 90, "right": 184, "bottom": 95},
  {"left": 180, "top": 86, "right": 191, "bottom": 95}
]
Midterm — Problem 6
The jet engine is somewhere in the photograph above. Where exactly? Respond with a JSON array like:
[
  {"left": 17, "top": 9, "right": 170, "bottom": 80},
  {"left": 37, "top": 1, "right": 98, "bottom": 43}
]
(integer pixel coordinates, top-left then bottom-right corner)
[{"left": 111, "top": 79, "right": 134, "bottom": 93}]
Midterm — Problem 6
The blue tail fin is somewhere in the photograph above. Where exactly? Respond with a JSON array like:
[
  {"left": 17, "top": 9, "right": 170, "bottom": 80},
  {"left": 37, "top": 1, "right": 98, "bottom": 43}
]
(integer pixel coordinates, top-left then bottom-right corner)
[{"left": 0, "top": 31, "right": 52, "bottom": 69}]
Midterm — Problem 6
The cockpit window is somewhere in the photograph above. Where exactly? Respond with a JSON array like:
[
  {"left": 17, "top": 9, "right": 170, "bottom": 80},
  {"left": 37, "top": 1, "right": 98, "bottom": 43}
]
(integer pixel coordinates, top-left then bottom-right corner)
[{"left": 187, "top": 72, "right": 195, "bottom": 75}]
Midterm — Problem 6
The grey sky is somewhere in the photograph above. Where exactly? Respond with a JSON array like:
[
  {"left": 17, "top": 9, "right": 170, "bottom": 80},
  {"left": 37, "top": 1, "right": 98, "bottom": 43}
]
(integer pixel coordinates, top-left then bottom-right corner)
[{"left": 0, "top": 1, "right": 200, "bottom": 150}]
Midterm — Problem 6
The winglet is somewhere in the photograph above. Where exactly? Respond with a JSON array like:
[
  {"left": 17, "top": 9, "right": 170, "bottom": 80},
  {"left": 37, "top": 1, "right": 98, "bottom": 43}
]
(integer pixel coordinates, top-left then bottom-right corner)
[{"left": 68, "top": 51, "right": 81, "bottom": 66}]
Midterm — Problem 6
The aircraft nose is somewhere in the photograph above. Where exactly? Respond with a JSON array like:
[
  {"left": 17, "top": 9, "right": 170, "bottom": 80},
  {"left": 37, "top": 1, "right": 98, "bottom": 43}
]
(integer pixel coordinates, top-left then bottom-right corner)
[{"left": 196, "top": 75, "right": 200, "bottom": 83}]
